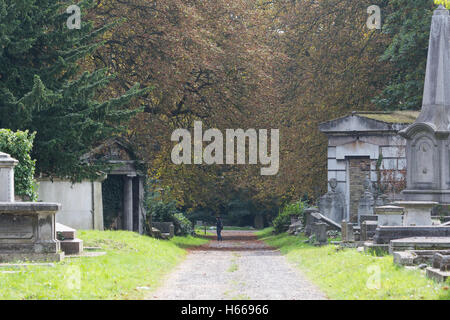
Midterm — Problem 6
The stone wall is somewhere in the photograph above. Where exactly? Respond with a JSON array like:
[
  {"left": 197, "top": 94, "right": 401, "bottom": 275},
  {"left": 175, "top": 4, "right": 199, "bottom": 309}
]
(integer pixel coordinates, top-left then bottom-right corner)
[
  {"left": 348, "top": 157, "right": 370, "bottom": 223},
  {"left": 37, "top": 179, "right": 104, "bottom": 230}
]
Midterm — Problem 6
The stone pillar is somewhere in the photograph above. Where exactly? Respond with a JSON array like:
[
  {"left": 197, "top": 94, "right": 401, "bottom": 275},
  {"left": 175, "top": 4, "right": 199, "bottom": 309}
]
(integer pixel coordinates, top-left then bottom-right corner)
[
  {"left": 399, "top": 6, "right": 450, "bottom": 203},
  {"left": 123, "top": 175, "right": 133, "bottom": 231},
  {"left": 138, "top": 176, "right": 145, "bottom": 234},
  {"left": 0, "top": 152, "right": 18, "bottom": 202}
]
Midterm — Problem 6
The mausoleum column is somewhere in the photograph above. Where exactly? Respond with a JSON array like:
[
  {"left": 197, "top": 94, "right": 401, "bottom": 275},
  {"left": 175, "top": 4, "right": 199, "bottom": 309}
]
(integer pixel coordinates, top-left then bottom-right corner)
[{"left": 123, "top": 175, "right": 134, "bottom": 231}]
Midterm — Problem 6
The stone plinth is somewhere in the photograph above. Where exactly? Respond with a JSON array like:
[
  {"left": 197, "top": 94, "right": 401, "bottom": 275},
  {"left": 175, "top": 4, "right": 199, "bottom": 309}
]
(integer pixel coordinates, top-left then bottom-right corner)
[
  {"left": 390, "top": 237, "right": 450, "bottom": 254},
  {"left": 374, "top": 226, "right": 450, "bottom": 244},
  {"left": 0, "top": 202, "right": 63, "bottom": 262},
  {"left": 374, "top": 205, "right": 404, "bottom": 226},
  {"left": 393, "top": 201, "right": 437, "bottom": 226},
  {"left": 0, "top": 152, "right": 18, "bottom": 202}
]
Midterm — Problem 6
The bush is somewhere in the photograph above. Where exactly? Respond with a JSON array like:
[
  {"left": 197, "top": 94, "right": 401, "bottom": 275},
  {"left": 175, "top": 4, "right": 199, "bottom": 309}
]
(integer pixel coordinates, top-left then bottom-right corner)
[
  {"left": 144, "top": 193, "right": 193, "bottom": 236},
  {"left": 0, "top": 129, "right": 37, "bottom": 201},
  {"left": 272, "top": 200, "right": 307, "bottom": 234},
  {"left": 173, "top": 213, "right": 193, "bottom": 236}
]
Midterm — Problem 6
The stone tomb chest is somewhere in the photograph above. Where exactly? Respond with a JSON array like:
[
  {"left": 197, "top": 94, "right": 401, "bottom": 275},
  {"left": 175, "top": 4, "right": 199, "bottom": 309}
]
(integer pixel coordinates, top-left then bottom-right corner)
[{"left": 0, "top": 152, "right": 63, "bottom": 262}]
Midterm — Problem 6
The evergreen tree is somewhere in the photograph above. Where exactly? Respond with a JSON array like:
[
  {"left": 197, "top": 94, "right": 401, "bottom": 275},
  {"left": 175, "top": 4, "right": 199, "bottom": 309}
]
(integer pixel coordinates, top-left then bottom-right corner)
[
  {"left": 0, "top": 0, "right": 147, "bottom": 181},
  {"left": 373, "top": 0, "right": 437, "bottom": 110}
]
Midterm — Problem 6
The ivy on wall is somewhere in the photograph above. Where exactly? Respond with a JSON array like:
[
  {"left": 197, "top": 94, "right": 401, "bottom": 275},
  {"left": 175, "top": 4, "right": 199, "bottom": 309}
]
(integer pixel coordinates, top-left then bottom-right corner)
[
  {"left": 102, "top": 175, "right": 124, "bottom": 230},
  {"left": 0, "top": 129, "right": 37, "bottom": 201}
]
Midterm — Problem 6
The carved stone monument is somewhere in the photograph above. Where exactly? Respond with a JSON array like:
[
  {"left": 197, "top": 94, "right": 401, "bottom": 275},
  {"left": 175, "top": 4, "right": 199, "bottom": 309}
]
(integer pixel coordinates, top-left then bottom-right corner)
[
  {"left": 0, "top": 152, "right": 63, "bottom": 262},
  {"left": 319, "top": 178, "right": 346, "bottom": 224},
  {"left": 358, "top": 177, "right": 375, "bottom": 224},
  {"left": 399, "top": 5, "right": 450, "bottom": 204}
]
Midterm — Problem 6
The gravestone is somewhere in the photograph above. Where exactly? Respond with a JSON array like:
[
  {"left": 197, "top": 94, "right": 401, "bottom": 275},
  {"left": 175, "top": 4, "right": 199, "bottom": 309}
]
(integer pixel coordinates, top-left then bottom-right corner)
[
  {"left": 311, "top": 222, "right": 328, "bottom": 246},
  {"left": 319, "top": 179, "right": 346, "bottom": 224},
  {"left": 341, "top": 220, "right": 355, "bottom": 242},
  {"left": 358, "top": 177, "right": 375, "bottom": 225},
  {"left": 361, "top": 220, "right": 378, "bottom": 241},
  {"left": 0, "top": 152, "right": 63, "bottom": 262}
]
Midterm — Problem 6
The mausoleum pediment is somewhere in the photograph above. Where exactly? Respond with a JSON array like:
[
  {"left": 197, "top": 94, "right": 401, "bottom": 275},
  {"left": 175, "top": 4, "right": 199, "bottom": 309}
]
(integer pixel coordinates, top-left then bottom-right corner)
[{"left": 319, "top": 112, "right": 417, "bottom": 134}]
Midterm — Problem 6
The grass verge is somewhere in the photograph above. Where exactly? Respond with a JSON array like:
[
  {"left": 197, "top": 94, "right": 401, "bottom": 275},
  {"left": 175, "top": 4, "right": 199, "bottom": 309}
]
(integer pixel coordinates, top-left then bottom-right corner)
[
  {"left": 256, "top": 228, "right": 450, "bottom": 300},
  {"left": 0, "top": 230, "right": 208, "bottom": 300}
]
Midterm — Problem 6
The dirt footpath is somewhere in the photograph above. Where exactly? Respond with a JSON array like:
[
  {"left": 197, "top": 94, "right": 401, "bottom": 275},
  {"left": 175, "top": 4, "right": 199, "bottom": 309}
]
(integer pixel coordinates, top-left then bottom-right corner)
[{"left": 149, "top": 230, "right": 327, "bottom": 300}]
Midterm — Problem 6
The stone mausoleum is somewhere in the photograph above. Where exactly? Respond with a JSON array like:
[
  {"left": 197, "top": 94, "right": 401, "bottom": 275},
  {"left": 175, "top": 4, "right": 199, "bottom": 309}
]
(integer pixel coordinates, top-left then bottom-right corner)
[
  {"left": 319, "top": 111, "right": 419, "bottom": 223},
  {"left": 37, "top": 138, "right": 146, "bottom": 234}
]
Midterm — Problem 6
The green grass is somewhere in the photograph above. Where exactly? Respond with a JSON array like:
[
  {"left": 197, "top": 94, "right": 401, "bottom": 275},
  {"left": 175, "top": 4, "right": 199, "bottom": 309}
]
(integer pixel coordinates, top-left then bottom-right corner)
[
  {"left": 222, "top": 226, "right": 255, "bottom": 230},
  {"left": 257, "top": 228, "right": 450, "bottom": 300},
  {"left": 194, "top": 226, "right": 214, "bottom": 236},
  {"left": 0, "top": 230, "right": 208, "bottom": 300}
]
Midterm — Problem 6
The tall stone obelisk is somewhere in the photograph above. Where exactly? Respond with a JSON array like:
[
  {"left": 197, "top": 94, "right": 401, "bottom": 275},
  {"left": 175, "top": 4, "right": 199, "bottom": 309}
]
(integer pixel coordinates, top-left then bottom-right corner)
[{"left": 399, "top": 5, "right": 450, "bottom": 203}]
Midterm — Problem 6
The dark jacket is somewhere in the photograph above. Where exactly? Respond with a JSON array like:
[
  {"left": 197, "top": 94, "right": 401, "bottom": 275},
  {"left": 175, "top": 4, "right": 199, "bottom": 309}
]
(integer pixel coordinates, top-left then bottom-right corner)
[{"left": 216, "top": 219, "right": 223, "bottom": 231}]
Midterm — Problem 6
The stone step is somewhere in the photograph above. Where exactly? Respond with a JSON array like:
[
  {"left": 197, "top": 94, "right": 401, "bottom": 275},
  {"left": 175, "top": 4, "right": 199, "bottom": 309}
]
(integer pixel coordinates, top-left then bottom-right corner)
[
  {"left": 426, "top": 267, "right": 450, "bottom": 283},
  {"left": 60, "top": 238, "right": 83, "bottom": 255},
  {"left": 56, "top": 223, "right": 76, "bottom": 240}
]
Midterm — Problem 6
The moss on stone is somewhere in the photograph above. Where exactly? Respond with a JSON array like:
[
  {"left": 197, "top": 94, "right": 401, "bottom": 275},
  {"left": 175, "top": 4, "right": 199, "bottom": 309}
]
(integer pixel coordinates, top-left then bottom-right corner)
[{"left": 356, "top": 111, "right": 419, "bottom": 124}]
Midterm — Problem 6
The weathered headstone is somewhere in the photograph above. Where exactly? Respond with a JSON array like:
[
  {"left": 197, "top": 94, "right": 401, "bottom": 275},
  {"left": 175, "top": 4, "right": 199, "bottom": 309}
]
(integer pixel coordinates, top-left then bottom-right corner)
[
  {"left": 311, "top": 222, "right": 328, "bottom": 246},
  {"left": 358, "top": 177, "right": 375, "bottom": 225},
  {"left": 319, "top": 179, "right": 346, "bottom": 224},
  {"left": 341, "top": 221, "right": 355, "bottom": 242},
  {"left": 361, "top": 220, "right": 378, "bottom": 241}
]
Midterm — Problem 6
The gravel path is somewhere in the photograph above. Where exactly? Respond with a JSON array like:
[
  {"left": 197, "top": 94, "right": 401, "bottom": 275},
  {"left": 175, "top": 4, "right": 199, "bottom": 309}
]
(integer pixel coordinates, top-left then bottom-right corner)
[{"left": 149, "top": 230, "right": 327, "bottom": 300}]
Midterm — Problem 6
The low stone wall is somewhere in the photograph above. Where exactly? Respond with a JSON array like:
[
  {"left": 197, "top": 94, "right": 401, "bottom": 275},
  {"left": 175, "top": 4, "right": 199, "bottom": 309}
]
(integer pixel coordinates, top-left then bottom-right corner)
[{"left": 153, "top": 222, "right": 175, "bottom": 238}]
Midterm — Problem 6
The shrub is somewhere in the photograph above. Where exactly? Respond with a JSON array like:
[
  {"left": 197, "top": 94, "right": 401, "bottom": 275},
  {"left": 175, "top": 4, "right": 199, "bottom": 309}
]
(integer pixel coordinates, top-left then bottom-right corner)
[
  {"left": 272, "top": 200, "right": 307, "bottom": 234},
  {"left": 173, "top": 213, "right": 193, "bottom": 236},
  {"left": 144, "top": 193, "right": 193, "bottom": 236},
  {"left": 0, "top": 129, "right": 37, "bottom": 201}
]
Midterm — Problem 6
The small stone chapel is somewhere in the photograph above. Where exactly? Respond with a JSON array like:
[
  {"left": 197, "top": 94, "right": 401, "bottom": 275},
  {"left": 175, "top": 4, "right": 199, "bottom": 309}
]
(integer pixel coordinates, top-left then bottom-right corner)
[{"left": 37, "top": 138, "right": 146, "bottom": 234}]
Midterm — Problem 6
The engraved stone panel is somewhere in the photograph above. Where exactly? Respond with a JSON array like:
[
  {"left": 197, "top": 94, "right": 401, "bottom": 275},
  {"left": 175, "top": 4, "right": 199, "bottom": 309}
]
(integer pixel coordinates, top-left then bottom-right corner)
[
  {"left": 416, "top": 139, "right": 434, "bottom": 183},
  {"left": 0, "top": 214, "right": 34, "bottom": 239}
]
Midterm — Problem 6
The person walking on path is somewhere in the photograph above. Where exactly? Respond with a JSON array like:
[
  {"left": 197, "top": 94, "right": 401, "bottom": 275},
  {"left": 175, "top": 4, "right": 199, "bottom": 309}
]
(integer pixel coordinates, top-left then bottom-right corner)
[{"left": 216, "top": 216, "right": 223, "bottom": 241}]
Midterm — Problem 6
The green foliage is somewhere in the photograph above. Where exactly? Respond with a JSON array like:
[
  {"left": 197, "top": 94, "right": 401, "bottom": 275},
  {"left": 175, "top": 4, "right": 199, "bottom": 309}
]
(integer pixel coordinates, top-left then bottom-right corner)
[
  {"left": 272, "top": 200, "right": 307, "bottom": 234},
  {"left": 144, "top": 191, "right": 193, "bottom": 236},
  {"left": 373, "top": 0, "right": 435, "bottom": 110},
  {"left": 0, "top": 0, "right": 148, "bottom": 181},
  {"left": 173, "top": 212, "right": 194, "bottom": 236},
  {"left": 0, "top": 129, "right": 37, "bottom": 201}
]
